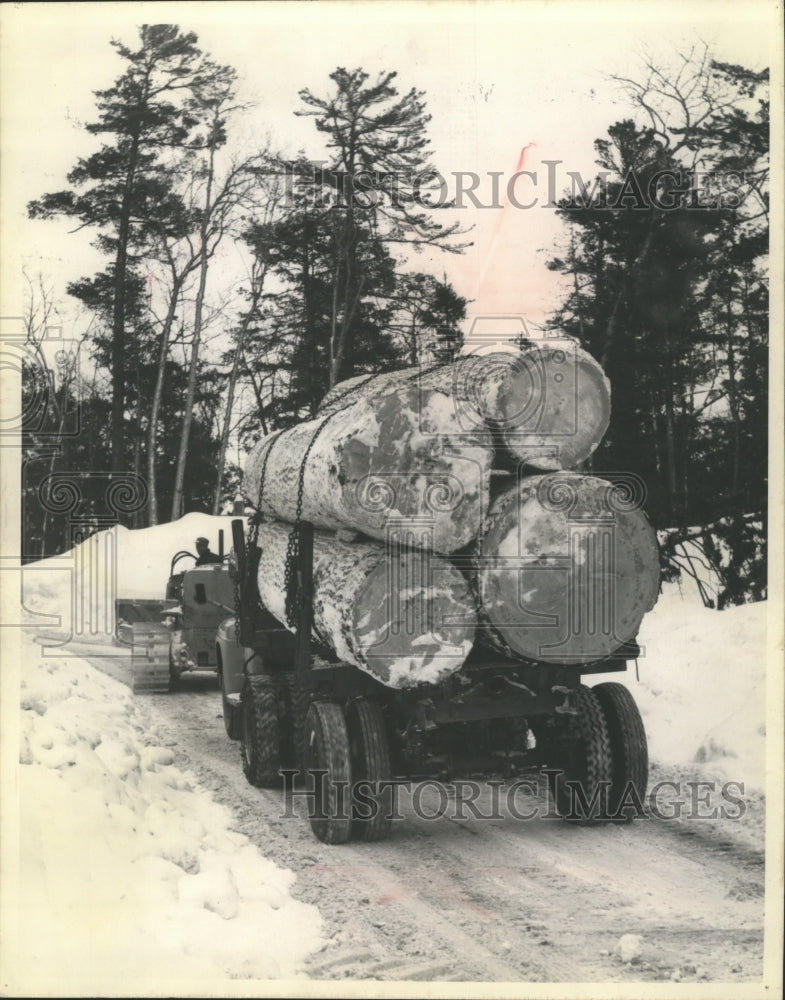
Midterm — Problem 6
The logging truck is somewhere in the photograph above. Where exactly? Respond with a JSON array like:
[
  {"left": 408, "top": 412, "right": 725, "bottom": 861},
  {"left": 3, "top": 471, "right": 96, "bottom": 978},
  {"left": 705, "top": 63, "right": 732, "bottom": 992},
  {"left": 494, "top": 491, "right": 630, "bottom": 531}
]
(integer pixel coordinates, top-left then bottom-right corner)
[
  {"left": 216, "top": 510, "right": 654, "bottom": 845},
  {"left": 215, "top": 347, "right": 658, "bottom": 843}
]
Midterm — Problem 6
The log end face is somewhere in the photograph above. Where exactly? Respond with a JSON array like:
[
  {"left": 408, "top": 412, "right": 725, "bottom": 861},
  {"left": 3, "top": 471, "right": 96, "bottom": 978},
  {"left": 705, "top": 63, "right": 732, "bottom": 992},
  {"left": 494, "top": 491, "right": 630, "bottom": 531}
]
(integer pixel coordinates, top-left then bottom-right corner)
[
  {"left": 497, "top": 345, "right": 611, "bottom": 471},
  {"left": 478, "top": 473, "right": 659, "bottom": 664}
]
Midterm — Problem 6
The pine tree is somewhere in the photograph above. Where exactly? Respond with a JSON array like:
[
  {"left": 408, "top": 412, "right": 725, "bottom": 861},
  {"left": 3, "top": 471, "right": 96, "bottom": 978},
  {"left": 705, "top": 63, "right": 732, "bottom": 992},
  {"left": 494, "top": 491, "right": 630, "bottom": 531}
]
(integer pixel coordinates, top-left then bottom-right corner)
[
  {"left": 295, "top": 68, "right": 470, "bottom": 385},
  {"left": 547, "top": 49, "right": 768, "bottom": 603},
  {"left": 28, "top": 25, "right": 213, "bottom": 471}
]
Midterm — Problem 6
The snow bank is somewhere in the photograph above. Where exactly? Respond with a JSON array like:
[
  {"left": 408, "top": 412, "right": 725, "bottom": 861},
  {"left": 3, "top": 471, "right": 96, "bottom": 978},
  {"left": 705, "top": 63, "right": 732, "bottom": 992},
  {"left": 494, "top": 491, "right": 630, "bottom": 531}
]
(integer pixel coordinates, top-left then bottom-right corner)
[
  {"left": 114, "top": 513, "right": 239, "bottom": 599},
  {"left": 590, "top": 586, "right": 767, "bottom": 793},
  {"left": 20, "top": 513, "right": 239, "bottom": 640},
  {"left": 15, "top": 631, "right": 323, "bottom": 986}
]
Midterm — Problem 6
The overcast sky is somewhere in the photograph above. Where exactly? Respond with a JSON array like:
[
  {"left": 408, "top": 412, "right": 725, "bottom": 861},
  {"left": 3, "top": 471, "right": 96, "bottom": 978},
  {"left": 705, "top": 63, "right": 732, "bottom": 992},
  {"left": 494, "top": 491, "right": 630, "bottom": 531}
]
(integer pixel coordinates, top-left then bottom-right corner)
[{"left": 0, "top": 0, "right": 777, "bottom": 335}]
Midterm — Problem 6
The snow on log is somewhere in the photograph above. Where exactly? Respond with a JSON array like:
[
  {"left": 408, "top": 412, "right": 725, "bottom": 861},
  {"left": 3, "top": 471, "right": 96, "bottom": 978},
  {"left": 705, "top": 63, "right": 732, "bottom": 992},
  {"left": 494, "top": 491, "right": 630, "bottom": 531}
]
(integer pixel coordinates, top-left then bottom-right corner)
[
  {"left": 256, "top": 520, "right": 477, "bottom": 689},
  {"left": 473, "top": 472, "right": 660, "bottom": 664},
  {"left": 244, "top": 384, "right": 492, "bottom": 555},
  {"left": 319, "top": 346, "right": 611, "bottom": 471}
]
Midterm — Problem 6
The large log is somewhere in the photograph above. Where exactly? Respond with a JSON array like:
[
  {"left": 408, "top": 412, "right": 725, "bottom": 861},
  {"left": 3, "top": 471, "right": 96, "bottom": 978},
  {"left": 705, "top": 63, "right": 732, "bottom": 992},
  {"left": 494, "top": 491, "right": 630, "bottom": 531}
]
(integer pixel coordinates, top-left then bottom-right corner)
[
  {"left": 472, "top": 472, "right": 660, "bottom": 664},
  {"left": 319, "top": 345, "right": 611, "bottom": 471},
  {"left": 244, "top": 384, "right": 493, "bottom": 555},
  {"left": 256, "top": 520, "right": 477, "bottom": 689}
]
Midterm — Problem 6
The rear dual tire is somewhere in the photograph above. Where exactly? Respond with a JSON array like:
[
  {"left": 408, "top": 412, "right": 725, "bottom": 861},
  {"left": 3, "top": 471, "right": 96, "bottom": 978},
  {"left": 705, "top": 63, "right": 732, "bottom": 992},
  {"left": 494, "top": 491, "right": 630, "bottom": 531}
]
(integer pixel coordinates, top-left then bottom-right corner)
[
  {"left": 238, "top": 681, "right": 395, "bottom": 844},
  {"left": 543, "top": 682, "right": 648, "bottom": 823},
  {"left": 304, "top": 702, "right": 353, "bottom": 844},
  {"left": 304, "top": 697, "right": 394, "bottom": 845},
  {"left": 345, "top": 698, "right": 394, "bottom": 843},
  {"left": 240, "top": 675, "right": 280, "bottom": 787},
  {"left": 545, "top": 684, "right": 613, "bottom": 823},
  {"left": 593, "top": 681, "right": 648, "bottom": 819}
]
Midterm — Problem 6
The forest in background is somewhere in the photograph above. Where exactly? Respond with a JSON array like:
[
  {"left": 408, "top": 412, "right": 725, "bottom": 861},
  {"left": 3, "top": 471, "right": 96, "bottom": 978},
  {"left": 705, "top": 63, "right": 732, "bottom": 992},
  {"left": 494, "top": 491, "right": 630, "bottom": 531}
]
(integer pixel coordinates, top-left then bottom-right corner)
[{"left": 20, "top": 27, "right": 769, "bottom": 608}]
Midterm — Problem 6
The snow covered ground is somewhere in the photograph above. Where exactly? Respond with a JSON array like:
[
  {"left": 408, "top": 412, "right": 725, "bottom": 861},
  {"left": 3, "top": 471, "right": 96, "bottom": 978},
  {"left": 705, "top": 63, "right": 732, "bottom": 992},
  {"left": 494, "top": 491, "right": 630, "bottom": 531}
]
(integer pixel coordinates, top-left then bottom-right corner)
[
  {"left": 5, "top": 515, "right": 330, "bottom": 993},
  {"left": 4, "top": 514, "right": 773, "bottom": 992},
  {"left": 9, "top": 628, "right": 323, "bottom": 992}
]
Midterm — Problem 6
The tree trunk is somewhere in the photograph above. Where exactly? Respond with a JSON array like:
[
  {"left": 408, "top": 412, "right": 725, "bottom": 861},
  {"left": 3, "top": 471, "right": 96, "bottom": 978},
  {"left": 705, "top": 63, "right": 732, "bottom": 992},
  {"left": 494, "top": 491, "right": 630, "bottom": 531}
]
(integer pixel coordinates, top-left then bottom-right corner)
[
  {"left": 213, "top": 279, "right": 263, "bottom": 514},
  {"left": 39, "top": 444, "right": 61, "bottom": 559},
  {"left": 213, "top": 330, "right": 245, "bottom": 515},
  {"left": 409, "top": 315, "right": 418, "bottom": 365},
  {"left": 319, "top": 347, "right": 611, "bottom": 471},
  {"left": 110, "top": 130, "right": 141, "bottom": 472},
  {"left": 256, "top": 520, "right": 476, "bottom": 688},
  {"left": 725, "top": 294, "right": 742, "bottom": 500},
  {"left": 328, "top": 206, "right": 362, "bottom": 387},
  {"left": 601, "top": 218, "right": 655, "bottom": 372},
  {"left": 471, "top": 472, "right": 660, "bottom": 664},
  {"left": 131, "top": 419, "right": 143, "bottom": 529},
  {"left": 569, "top": 231, "right": 586, "bottom": 341},
  {"left": 171, "top": 147, "right": 215, "bottom": 521},
  {"left": 39, "top": 353, "right": 77, "bottom": 556},
  {"left": 663, "top": 391, "right": 678, "bottom": 517},
  {"left": 244, "top": 382, "right": 493, "bottom": 554},
  {"left": 147, "top": 272, "right": 184, "bottom": 525}
]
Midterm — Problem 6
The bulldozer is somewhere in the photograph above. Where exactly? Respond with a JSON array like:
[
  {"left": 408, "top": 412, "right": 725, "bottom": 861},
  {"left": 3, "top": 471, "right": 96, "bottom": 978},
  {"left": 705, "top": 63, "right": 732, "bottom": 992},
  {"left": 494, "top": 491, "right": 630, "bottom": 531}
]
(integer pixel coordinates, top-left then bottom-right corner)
[{"left": 115, "top": 531, "right": 234, "bottom": 693}]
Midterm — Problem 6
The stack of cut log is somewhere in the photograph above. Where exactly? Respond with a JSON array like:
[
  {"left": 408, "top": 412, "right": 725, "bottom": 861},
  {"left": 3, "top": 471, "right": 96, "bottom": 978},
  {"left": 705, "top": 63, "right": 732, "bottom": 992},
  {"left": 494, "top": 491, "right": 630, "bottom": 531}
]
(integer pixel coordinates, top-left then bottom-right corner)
[{"left": 243, "top": 342, "right": 660, "bottom": 688}]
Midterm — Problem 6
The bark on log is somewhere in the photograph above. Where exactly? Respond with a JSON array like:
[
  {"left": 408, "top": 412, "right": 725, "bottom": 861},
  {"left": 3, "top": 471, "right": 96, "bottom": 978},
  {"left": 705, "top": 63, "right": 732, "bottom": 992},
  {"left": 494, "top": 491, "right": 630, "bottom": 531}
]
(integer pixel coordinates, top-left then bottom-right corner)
[
  {"left": 256, "top": 520, "right": 476, "bottom": 688},
  {"left": 319, "top": 346, "right": 611, "bottom": 471},
  {"left": 472, "top": 472, "right": 659, "bottom": 664},
  {"left": 244, "top": 384, "right": 493, "bottom": 555}
]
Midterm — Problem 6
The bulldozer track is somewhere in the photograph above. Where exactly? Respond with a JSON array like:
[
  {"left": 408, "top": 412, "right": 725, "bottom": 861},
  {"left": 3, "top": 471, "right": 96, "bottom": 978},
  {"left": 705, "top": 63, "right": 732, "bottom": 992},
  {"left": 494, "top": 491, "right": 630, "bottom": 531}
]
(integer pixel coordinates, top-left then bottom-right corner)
[{"left": 130, "top": 622, "right": 171, "bottom": 694}]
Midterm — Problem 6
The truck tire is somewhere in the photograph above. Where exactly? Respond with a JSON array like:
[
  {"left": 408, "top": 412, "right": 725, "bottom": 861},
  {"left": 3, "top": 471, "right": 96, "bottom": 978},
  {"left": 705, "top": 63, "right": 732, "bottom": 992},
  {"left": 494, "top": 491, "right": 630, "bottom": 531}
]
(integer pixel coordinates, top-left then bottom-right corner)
[
  {"left": 545, "top": 684, "right": 613, "bottom": 824},
  {"left": 240, "top": 675, "right": 280, "bottom": 787},
  {"left": 278, "top": 672, "right": 310, "bottom": 778},
  {"left": 304, "top": 702, "right": 352, "bottom": 844},
  {"left": 345, "top": 698, "right": 394, "bottom": 842},
  {"left": 593, "top": 682, "right": 648, "bottom": 820}
]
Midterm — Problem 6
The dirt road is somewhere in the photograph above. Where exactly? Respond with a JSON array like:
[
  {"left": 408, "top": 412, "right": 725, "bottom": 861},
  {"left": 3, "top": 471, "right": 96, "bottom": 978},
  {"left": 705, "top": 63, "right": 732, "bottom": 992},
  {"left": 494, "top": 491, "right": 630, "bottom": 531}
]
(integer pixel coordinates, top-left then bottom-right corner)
[{"left": 83, "top": 647, "right": 765, "bottom": 985}]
